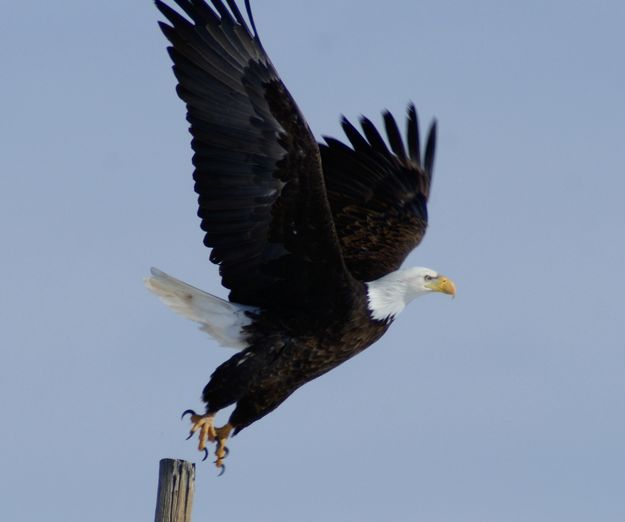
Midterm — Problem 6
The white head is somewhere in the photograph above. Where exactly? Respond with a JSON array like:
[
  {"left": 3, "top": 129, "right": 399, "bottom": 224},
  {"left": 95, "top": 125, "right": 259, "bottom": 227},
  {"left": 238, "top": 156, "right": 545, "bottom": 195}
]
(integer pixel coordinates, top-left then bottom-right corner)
[{"left": 366, "top": 266, "right": 456, "bottom": 321}]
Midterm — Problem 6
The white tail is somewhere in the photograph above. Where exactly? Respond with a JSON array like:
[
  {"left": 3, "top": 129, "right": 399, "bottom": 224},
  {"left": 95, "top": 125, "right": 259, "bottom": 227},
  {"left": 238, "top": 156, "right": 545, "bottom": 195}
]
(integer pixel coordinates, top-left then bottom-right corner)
[{"left": 144, "top": 268, "right": 257, "bottom": 349}]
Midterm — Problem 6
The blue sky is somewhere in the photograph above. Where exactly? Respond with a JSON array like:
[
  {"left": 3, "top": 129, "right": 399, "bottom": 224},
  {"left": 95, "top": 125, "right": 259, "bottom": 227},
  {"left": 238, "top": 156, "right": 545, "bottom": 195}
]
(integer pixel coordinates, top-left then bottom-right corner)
[{"left": 2, "top": 1, "right": 625, "bottom": 521}]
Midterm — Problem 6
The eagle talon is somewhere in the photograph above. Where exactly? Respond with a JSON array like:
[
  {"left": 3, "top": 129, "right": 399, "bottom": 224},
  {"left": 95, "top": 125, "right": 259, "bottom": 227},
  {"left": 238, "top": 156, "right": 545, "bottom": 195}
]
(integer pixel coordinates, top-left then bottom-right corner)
[
  {"left": 217, "top": 463, "right": 226, "bottom": 476},
  {"left": 181, "top": 409, "right": 196, "bottom": 420},
  {"left": 202, "top": 448, "right": 209, "bottom": 462}
]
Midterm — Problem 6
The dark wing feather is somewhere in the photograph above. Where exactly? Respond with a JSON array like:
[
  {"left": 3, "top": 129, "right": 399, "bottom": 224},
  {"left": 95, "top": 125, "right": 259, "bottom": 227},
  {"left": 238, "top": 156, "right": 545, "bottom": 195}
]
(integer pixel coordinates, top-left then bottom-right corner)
[
  {"left": 383, "top": 111, "right": 407, "bottom": 161},
  {"left": 320, "top": 104, "right": 437, "bottom": 282},
  {"left": 156, "top": 0, "right": 347, "bottom": 308}
]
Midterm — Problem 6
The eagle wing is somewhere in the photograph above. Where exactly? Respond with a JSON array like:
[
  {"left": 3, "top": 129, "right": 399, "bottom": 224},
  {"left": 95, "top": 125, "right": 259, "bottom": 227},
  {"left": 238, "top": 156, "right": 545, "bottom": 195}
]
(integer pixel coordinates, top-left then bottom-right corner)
[
  {"left": 320, "top": 105, "right": 437, "bottom": 282},
  {"left": 156, "top": 0, "right": 347, "bottom": 308}
]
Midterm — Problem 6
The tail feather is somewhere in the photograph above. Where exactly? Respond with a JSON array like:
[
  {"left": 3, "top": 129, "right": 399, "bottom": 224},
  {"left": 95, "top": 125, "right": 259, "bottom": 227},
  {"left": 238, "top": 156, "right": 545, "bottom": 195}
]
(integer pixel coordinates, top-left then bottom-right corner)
[{"left": 144, "top": 268, "right": 256, "bottom": 349}]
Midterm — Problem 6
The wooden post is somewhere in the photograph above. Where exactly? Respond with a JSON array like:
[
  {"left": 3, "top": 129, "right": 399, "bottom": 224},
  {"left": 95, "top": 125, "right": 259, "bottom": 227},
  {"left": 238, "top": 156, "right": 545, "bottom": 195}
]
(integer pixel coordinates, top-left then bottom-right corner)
[{"left": 154, "top": 459, "right": 195, "bottom": 522}]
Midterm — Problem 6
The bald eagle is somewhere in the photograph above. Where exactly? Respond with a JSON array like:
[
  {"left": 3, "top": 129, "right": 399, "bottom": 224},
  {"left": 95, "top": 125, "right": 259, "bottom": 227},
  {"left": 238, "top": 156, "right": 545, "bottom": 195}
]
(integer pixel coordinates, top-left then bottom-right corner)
[{"left": 147, "top": 0, "right": 456, "bottom": 471}]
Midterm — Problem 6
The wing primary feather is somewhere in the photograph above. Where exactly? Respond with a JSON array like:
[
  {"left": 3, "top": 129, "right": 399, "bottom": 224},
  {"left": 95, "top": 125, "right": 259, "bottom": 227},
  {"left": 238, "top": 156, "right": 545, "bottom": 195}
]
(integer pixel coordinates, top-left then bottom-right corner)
[
  {"left": 321, "top": 137, "right": 354, "bottom": 154},
  {"left": 187, "top": 0, "right": 221, "bottom": 25},
  {"left": 244, "top": 0, "right": 259, "bottom": 39},
  {"left": 168, "top": 0, "right": 201, "bottom": 21},
  {"left": 156, "top": 0, "right": 194, "bottom": 31},
  {"left": 424, "top": 120, "right": 437, "bottom": 179},
  {"left": 208, "top": 0, "right": 235, "bottom": 25},
  {"left": 341, "top": 116, "right": 369, "bottom": 152},
  {"left": 359, "top": 116, "right": 391, "bottom": 156},
  {"left": 383, "top": 110, "right": 407, "bottom": 160},
  {"left": 158, "top": 14, "right": 245, "bottom": 73},
  {"left": 407, "top": 103, "right": 421, "bottom": 166},
  {"left": 223, "top": 0, "right": 249, "bottom": 32}
]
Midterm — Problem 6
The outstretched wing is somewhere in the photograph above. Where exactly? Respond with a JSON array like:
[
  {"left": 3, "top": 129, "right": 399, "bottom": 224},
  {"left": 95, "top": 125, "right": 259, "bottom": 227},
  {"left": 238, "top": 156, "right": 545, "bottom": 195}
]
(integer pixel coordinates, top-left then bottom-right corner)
[
  {"left": 320, "top": 105, "right": 437, "bottom": 282},
  {"left": 156, "top": 0, "right": 347, "bottom": 308}
]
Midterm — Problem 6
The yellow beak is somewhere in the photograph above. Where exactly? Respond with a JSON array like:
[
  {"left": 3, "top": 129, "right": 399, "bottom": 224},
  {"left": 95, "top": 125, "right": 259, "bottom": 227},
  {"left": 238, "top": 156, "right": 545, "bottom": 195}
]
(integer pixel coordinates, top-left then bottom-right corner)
[{"left": 426, "top": 275, "right": 456, "bottom": 297}]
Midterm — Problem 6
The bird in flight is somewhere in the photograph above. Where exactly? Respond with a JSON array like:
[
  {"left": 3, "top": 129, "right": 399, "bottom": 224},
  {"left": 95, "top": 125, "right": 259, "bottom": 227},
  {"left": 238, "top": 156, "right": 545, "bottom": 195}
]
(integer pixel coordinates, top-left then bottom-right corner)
[{"left": 148, "top": 0, "right": 456, "bottom": 472}]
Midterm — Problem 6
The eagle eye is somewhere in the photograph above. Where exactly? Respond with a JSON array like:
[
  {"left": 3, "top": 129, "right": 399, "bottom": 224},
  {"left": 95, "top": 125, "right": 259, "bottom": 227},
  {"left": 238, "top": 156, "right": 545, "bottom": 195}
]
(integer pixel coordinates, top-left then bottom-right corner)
[{"left": 424, "top": 275, "right": 433, "bottom": 281}]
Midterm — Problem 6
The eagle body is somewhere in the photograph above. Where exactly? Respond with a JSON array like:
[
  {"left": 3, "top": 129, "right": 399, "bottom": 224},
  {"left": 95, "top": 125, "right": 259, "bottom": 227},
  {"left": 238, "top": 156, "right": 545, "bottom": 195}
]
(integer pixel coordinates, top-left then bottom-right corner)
[
  {"left": 148, "top": 0, "right": 456, "bottom": 468},
  {"left": 203, "top": 279, "right": 390, "bottom": 433}
]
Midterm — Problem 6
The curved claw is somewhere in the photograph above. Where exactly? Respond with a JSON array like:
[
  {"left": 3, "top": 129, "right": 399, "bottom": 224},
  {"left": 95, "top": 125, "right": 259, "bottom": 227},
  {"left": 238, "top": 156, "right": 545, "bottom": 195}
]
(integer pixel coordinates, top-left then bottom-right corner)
[
  {"left": 222, "top": 446, "right": 230, "bottom": 458},
  {"left": 217, "top": 463, "right": 226, "bottom": 476},
  {"left": 201, "top": 448, "right": 209, "bottom": 462},
  {"left": 185, "top": 431, "right": 194, "bottom": 441},
  {"left": 181, "top": 409, "right": 196, "bottom": 421}
]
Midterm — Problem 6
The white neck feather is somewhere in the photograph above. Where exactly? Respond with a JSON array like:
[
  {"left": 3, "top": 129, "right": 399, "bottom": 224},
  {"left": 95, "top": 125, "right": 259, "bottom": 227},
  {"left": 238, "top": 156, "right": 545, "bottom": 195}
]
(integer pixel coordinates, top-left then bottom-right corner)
[{"left": 365, "top": 268, "right": 431, "bottom": 321}]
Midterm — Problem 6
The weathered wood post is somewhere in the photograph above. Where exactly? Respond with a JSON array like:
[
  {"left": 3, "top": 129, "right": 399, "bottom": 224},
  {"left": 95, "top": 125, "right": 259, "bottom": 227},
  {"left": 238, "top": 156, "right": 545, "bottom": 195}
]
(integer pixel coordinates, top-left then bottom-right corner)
[{"left": 154, "top": 459, "right": 195, "bottom": 522}]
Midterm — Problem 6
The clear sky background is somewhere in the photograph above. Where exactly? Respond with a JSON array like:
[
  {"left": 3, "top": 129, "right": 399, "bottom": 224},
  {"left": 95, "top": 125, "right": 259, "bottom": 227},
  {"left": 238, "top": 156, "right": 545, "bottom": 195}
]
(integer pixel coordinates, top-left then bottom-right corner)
[{"left": 2, "top": 1, "right": 624, "bottom": 521}]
